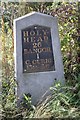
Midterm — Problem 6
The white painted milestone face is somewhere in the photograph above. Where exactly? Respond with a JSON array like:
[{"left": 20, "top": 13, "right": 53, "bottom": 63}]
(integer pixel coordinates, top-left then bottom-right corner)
[{"left": 14, "top": 12, "right": 65, "bottom": 104}]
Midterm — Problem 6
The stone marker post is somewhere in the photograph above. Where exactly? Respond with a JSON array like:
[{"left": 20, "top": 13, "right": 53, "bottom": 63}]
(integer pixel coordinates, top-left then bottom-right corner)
[{"left": 14, "top": 12, "right": 65, "bottom": 105}]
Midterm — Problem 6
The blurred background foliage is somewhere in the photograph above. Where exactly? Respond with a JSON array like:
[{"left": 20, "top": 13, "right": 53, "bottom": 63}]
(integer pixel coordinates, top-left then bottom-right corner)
[{"left": 0, "top": 1, "right": 80, "bottom": 119}]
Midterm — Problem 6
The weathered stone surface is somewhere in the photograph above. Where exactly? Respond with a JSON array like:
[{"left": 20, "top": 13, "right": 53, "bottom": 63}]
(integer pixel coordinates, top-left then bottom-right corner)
[{"left": 14, "top": 12, "right": 65, "bottom": 104}]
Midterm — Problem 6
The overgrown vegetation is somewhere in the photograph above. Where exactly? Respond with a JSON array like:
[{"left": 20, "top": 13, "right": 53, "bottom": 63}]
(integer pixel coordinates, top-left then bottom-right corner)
[{"left": 0, "top": 1, "right": 80, "bottom": 119}]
